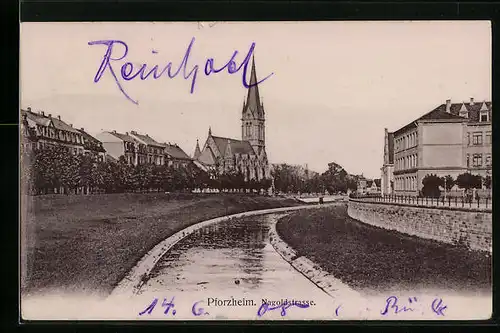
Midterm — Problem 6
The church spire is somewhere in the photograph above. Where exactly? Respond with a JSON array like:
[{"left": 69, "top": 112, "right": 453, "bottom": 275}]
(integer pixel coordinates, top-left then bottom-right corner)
[
  {"left": 193, "top": 139, "right": 201, "bottom": 159},
  {"left": 245, "top": 55, "right": 262, "bottom": 115}
]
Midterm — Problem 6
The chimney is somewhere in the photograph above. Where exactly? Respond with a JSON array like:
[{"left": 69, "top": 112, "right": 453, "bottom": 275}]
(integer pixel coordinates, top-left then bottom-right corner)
[
  {"left": 112, "top": 130, "right": 116, "bottom": 133},
  {"left": 70, "top": 124, "right": 73, "bottom": 127},
  {"left": 80, "top": 127, "right": 84, "bottom": 131},
  {"left": 57, "top": 115, "right": 61, "bottom": 120},
  {"left": 126, "top": 132, "right": 129, "bottom": 135},
  {"left": 445, "top": 99, "right": 451, "bottom": 113},
  {"left": 41, "top": 111, "right": 45, "bottom": 116},
  {"left": 27, "top": 107, "right": 31, "bottom": 112},
  {"left": 470, "top": 97, "right": 475, "bottom": 106},
  {"left": 48, "top": 113, "right": 52, "bottom": 117}
]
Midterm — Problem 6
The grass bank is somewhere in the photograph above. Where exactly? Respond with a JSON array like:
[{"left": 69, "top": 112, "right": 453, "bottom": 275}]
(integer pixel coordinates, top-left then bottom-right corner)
[
  {"left": 276, "top": 204, "right": 491, "bottom": 294},
  {"left": 21, "top": 193, "right": 301, "bottom": 297}
]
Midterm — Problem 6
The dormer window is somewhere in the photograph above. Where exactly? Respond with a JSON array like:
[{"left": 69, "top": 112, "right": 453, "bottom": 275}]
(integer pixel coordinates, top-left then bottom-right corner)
[
  {"left": 479, "top": 101, "right": 489, "bottom": 122},
  {"left": 459, "top": 103, "right": 468, "bottom": 118},
  {"left": 480, "top": 111, "right": 489, "bottom": 122}
]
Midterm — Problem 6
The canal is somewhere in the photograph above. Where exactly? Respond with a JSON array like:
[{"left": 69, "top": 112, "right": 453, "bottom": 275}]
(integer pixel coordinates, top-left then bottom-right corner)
[{"left": 135, "top": 213, "right": 339, "bottom": 320}]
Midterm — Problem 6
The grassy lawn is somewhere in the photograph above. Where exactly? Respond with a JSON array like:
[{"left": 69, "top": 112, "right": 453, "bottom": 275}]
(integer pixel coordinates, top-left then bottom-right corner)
[
  {"left": 276, "top": 204, "right": 491, "bottom": 294},
  {"left": 21, "top": 193, "right": 301, "bottom": 297}
]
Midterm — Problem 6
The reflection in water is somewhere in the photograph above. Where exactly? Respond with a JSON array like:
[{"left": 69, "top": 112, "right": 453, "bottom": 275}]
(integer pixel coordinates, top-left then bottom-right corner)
[{"left": 140, "top": 213, "right": 292, "bottom": 295}]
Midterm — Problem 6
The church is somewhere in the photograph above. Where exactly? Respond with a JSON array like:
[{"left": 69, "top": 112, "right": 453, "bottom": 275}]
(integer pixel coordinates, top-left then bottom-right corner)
[{"left": 193, "top": 56, "right": 270, "bottom": 182}]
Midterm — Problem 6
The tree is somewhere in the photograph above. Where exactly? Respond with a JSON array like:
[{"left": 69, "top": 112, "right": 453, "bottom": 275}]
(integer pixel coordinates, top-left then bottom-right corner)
[
  {"left": 78, "top": 154, "right": 96, "bottom": 194},
  {"left": 483, "top": 175, "right": 492, "bottom": 189},
  {"left": 321, "top": 161, "right": 349, "bottom": 194},
  {"left": 456, "top": 172, "right": 482, "bottom": 190},
  {"left": 421, "top": 174, "right": 443, "bottom": 198},
  {"left": 442, "top": 175, "right": 455, "bottom": 191}
]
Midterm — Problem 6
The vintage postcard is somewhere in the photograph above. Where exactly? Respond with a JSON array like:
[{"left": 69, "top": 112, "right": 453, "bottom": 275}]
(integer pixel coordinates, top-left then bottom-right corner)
[{"left": 20, "top": 21, "right": 492, "bottom": 321}]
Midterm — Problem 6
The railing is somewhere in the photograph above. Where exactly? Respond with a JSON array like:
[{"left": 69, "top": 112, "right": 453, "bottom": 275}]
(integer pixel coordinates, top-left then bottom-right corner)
[{"left": 350, "top": 193, "right": 492, "bottom": 210}]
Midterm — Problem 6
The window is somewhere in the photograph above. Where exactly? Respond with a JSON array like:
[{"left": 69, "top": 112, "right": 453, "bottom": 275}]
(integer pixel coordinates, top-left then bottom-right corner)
[
  {"left": 473, "top": 154, "right": 482, "bottom": 167},
  {"left": 486, "top": 132, "right": 492, "bottom": 144},
  {"left": 486, "top": 154, "right": 491, "bottom": 167},
  {"left": 472, "top": 132, "right": 483, "bottom": 145},
  {"left": 466, "top": 154, "right": 470, "bottom": 167},
  {"left": 467, "top": 133, "right": 470, "bottom": 145},
  {"left": 480, "top": 112, "right": 489, "bottom": 122}
]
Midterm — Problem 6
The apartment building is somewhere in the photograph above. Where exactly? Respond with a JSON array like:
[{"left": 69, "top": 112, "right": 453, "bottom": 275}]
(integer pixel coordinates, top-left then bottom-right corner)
[
  {"left": 387, "top": 98, "right": 492, "bottom": 196},
  {"left": 21, "top": 107, "right": 87, "bottom": 155},
  {"left": 95, "top": 130, "right": 147, "bottom": 165},
  {"left": 129, "top": 131, "right": 165, "bottom": 165},
  {"left": 96, "top": 130, "right": 192, "bottom": 167},
  {"left": 164, "top": 143, "right": 193, "bottom": 168},
  {"left": 77, "top": 127, "right": 106, "bottom": 161}
]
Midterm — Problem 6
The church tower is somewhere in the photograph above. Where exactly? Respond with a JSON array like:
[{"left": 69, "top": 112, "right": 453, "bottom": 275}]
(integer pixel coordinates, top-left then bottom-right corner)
[{"left": 241, "top": 56, "right": 266, "bottom": 154}]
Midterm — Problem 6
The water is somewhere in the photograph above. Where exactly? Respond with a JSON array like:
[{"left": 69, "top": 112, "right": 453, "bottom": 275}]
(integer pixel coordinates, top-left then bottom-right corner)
[{"left": 135, "top": 213, "right": 340, "bottom": 320}]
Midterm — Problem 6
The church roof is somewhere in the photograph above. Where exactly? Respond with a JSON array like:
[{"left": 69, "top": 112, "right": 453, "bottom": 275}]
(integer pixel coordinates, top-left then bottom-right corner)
[
  {"left": 193, "top": 139, "right": 202, "bottom": 159},
  {"left": 211, "top": 135, "right": 256, "bottom": 156},
  {"left": 244, "top": 56, "right": 264, "bottom": 117}
]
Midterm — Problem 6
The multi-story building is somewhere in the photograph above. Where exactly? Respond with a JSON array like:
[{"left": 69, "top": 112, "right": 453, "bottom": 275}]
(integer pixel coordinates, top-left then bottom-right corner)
[
  {"left": 164, "top": 143, "right": 193, "bottom": 168},
  {"left": 357, "top": 177, "right": 368, "bottom": 194},
  {"left": 380, "top": 128, "right": 395, "bottom": 195},
  {"left": 20, "top": 107, "right": 87, "bottom": 155},
  {"left": 96, "top": 130, "right": 192, "bottom": 167},
  {"left": 96, "top": 130, "right": 147, "bottom": 165},
  {"left": 129, "top": 131, "right": 165, "bottom": 165},
  {"left": 77, "top": 127, "right": 106, "bottom": 161},
  {"left": 388, "top": 98, "right": 492, "bottom": 196}
]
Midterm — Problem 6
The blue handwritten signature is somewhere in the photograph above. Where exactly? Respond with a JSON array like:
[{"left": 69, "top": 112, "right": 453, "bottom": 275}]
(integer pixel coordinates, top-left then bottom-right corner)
[
  {"left": 88, "top": 37, "right": 274, "bottom": 105},
  {"left": 256, "top": 301, "right": 310, "bottom": 317},
  {"left": 381, "top": 296, "right": 447, "bottom": 316}
]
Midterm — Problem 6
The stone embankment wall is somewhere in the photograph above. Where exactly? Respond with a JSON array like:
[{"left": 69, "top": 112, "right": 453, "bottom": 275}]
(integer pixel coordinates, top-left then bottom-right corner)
[
  {"left": 269, "top": 216, "right": 362, "bottom": 302},
  {"left": 347, "top": 199, "right": 492, "bottom": 253}
]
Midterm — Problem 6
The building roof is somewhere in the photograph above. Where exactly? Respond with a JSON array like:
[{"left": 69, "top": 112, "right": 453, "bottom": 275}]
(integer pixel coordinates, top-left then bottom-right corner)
[
  {"left": 21, "top": 109, "right": 82, "bottom": 134},
  {"left": 447, "top": 100, "right": 492, "bottom": 122},
  {"left": 193, "top": 140, "right": 202, "bottom": 159},
  {"left": 211, "top": 135, "right": 256, "bottom": 156},
  {"left": 106, "top": 154, "right": 118, "bottom": 163},
  {"left": 243, "top": 56, "right": 265, "bottom": 118},
  {"left": 393, "top": 100, "right": 492, "bottom": 136},
  {"left": 77, "top": 128, "right": 106, "bottom": 153},
  {"left": 130, "top": 131, "right": 165, "bottom": 147},
  {"left": 107, "top": 131, "right": 138, "bottom": 143},
  {"left": 164, "top": 143, "right": 192, "bottom": 160},
  {"left": 394, "top": 104, "right": 466, "bottom": 136}
]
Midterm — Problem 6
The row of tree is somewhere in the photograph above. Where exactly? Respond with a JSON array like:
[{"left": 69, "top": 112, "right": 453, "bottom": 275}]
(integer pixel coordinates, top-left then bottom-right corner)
[
  {"left": 21, "top": 145, "right": 273, "bottom": 195},
  {"left": 421, "top": 173, "right": 491, "bottom": 198},
  {"left": 271, "top": 162, "right": 358, "bottom": 194}
]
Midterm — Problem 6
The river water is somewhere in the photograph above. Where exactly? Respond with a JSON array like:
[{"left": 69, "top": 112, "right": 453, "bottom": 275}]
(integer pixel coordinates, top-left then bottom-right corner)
[{"left": 134, "top": 213, "right": 340, "bottom": 320}]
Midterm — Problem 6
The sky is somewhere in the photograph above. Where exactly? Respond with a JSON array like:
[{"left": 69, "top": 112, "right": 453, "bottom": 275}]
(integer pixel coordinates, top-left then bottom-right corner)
[{"left": 20, "top": 21, "right": 491, "bottom": 179}]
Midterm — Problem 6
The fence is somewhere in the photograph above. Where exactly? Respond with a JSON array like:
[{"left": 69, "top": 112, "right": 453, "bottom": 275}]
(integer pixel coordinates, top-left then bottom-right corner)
[{"left": 351, "top": 194, "right": 492, "bottom": 210}]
